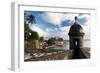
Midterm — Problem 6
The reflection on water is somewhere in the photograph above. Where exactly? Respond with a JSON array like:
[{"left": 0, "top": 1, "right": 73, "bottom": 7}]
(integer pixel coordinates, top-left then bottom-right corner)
[
  {"left": 83, "top": 40, "right": 90, "bottom": 48},
  {"left": 54, "top": 40, "right": 90, "bottom": 50}
]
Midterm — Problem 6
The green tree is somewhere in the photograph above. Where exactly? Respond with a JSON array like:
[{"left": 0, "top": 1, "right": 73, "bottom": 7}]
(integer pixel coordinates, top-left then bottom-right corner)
[
  {"left": 24, "top": 14, "right": 36, "bottom": 41},
  {"left": 47, "top": 37, "right": 56, "bottom": 45},
  {"left": 39, "top": 37, "right": 44, "bottom": 41},
  {"left": 58, "top": 38, "right": 63, "bottom": 41},
  {"left": 28, "top": 31, "right": 39, "bottom": 40}
]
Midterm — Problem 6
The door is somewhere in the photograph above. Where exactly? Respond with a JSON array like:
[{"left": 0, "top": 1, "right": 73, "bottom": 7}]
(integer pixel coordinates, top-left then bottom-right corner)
[{"left": 73, "top": 39, "right": 80, "bottom": 58}]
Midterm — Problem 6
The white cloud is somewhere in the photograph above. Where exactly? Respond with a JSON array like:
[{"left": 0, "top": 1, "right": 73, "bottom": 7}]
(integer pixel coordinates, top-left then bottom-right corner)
[
  {"left": 43, "top": 13, "right": 79, "bottom": 26},
  {"left": 44, "top": 13, "right": 63, "bottom": 26},
  {"left": 45, "top": 28, "right": 54, "bottom": 32},
  {"left": 45, "top": 26, "right": 70, "bottom": 40},
  {"left": 79, "top": 14, "right": 90, "bottom": 20},
  {"left": 82, "top": 25, "right": 90, "bottom": 39},
  {"left": 28, "top": 13, "right": 91, "bottom": 40},
  {"left": 29, "top": 23, "right": 48, "bottom": 37},
  {"left": 59, "top": 26, "right": 70, "bottom": 32},
  {"left": 62, "top": 14, "right": 79, "bottom": 21},
  {"left": 45, "top": 28, "right": 59, "bottom": 38},
  {"left": 59, "top": 26, "right": 70, "bottom": 40},
  {"left": 78, "top": 14, "right": 91, "bottom": 39},
  {"left": 78, "top": 14, "right": 91, "bottom": 25}
]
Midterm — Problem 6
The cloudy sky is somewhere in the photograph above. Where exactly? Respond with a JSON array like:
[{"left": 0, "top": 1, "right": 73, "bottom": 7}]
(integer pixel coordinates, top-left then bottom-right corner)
[{"left": 24, "top": 11, "right": 91, "bottom": 40}]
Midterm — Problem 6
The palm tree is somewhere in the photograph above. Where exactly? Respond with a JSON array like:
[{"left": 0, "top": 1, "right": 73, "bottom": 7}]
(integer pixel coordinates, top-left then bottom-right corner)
[
  {"left": 24, "top": 14, "right": 36, "bottom": 40},
  {"left": 24, "top": 14, "right": 36, "bottom": 48},
  {"left": 28, "top": 14, "right": 36, "bottom": 25}
]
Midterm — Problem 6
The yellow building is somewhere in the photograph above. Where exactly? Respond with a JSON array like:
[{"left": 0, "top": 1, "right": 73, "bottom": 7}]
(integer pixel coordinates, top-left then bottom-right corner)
[{"left": 24, "top": 31, "right": 40, "bottom": 49}]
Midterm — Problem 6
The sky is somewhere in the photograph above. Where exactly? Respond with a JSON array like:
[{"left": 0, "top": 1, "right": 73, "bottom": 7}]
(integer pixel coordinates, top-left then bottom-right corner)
[{"left": 24, "top": 11, "right": 91, "bottom": 40}]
